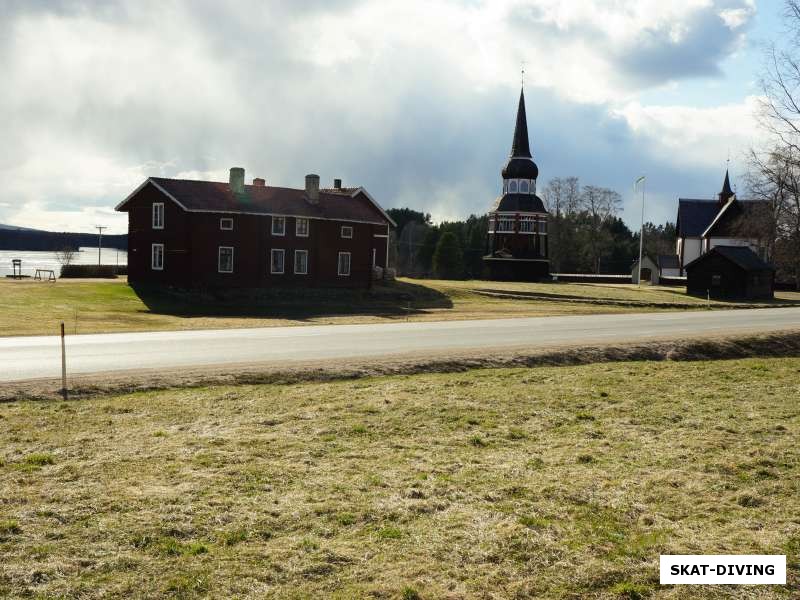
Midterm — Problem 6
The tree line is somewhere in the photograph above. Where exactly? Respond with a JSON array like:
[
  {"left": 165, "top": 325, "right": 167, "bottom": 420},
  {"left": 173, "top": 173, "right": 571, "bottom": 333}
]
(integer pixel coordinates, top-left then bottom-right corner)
[{"left": 387, "top": 180, "right": 676, "bottom": 279}]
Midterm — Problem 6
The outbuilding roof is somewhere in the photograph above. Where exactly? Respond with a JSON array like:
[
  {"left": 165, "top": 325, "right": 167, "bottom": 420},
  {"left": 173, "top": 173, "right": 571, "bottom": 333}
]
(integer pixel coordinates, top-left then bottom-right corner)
[
  {"left": 685, "top": 246, "right": 773, "bottom": 272},
  {"left": 116, "top": 177, "right": 395, "bottom": 226}
]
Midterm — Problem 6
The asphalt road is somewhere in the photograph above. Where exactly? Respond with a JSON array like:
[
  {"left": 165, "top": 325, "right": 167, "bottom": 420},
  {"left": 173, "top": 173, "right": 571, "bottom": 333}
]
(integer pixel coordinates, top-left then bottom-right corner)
[{"left": 1, "top": 307, "right": 799, "bottom": 382}]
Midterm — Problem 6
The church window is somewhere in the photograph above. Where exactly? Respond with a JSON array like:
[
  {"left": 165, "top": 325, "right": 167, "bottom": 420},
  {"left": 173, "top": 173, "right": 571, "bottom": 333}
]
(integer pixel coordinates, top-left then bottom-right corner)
[
  {"left": 509, "top": 180, "right": 518, "bottom": 193},
  {"left": 520, "top": 180, "right": 529, "bottom": 193},
  {"left": 498, "top": 217, "right": 515, "bottom": 232},
  {"left": 519, "top": 216, "right": 534, "bottom": 232}
]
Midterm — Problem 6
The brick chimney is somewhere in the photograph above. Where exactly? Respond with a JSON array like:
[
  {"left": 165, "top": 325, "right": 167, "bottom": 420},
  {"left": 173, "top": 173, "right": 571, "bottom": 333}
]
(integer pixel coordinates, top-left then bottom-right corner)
[
  {"left": 333, "top": 178, "right": 342, "bottom": 190},
  {"left": 253, "top": 177, "right": 265, "bottom": 187},
  {"left": 305, "top": 173, "right": 320, "bottom": 203},
  {"left": 229, "top": 167, "right": 245, "bottom": 194}
]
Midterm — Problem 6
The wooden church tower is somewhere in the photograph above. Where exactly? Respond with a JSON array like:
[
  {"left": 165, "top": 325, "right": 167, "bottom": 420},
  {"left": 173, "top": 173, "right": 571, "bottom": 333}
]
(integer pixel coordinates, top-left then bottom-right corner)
[{"left": 484, "top": 87, "right": 550, "bottom": 280}]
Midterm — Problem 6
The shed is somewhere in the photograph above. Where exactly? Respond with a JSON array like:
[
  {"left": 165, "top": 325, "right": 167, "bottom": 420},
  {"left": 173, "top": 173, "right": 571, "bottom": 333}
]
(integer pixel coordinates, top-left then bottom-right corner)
[
  {"left": 685, "top": 246, "right": 774, "bottom": 300},
  {"left": 631, "top": 254, "right": 659, "bottom": 284}
]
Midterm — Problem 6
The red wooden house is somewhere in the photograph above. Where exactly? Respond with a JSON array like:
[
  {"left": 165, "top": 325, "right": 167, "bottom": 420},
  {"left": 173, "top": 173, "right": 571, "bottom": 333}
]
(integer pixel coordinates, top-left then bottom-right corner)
[{"left": 116, "top": 168, "right": 395, "bottom": 288}]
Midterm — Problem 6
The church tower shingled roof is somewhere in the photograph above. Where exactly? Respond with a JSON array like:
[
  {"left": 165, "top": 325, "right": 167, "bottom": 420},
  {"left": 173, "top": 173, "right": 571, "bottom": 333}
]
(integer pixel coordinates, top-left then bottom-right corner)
[{"left": 510, "top": 88, "right": 532, "bottom": 158}]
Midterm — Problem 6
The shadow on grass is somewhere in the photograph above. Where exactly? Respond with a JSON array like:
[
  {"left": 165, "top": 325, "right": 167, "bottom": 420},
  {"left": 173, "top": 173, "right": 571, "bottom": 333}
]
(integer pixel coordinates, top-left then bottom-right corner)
[{"left": 130, "top": 280, "right": 453, "bottom": 321}]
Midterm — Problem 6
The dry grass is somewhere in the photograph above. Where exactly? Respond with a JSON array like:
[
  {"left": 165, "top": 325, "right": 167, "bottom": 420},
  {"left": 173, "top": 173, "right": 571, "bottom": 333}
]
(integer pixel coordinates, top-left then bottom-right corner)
[
  {"left": 1, "top": 277, "right": 798, "bottom": 337},
  {"left": 2, "top": 358, "right": 800, "bottom": 598}
]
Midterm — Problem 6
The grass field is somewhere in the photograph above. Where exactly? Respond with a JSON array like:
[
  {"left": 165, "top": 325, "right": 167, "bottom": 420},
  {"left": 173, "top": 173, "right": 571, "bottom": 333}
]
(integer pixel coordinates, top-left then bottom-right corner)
[
  {"left": 2, "top": 277, "right": 798, "bottom": 337},
  {"left": 2, "top": 358, "right": 799, "bottom": 598}
]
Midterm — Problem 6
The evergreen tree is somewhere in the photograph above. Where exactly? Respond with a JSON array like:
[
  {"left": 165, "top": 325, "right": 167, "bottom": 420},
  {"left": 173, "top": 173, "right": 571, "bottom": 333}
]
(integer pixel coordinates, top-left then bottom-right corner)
[{"left": 432, "top": 231, "right": 464, "bottom": 279}]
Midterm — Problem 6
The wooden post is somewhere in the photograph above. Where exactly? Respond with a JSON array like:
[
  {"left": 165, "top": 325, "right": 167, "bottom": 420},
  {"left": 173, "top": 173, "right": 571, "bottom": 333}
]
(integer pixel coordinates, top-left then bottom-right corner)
[{"left": 60, "top": 322, "right": 67, "bottom": 400}]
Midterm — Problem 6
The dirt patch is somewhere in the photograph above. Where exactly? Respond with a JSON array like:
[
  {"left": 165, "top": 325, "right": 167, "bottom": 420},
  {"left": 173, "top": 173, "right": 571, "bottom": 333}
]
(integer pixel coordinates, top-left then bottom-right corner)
[{"left": 3, "top": 330, "right": 799, "bottom": 402}]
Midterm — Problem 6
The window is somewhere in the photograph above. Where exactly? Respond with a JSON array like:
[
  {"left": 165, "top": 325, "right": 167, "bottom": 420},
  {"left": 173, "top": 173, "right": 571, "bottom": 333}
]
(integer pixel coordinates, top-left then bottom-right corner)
[
  {"left": 520, "top": 180, "right": 529, "bottom": 193},
  {"left": 220, "top": 218, "right": 233, "bottom": 230},
  {"left": 151, "top": 243, "right": 164, "bottom": 270},
  {"left": 218, "top": 246, "right": 234, "bottom": 273},
  {"left": 272, "top": 216, "right": 285, "bottom": 236},
  {"left": 519, "top": 216, "right": 535, "bottom": 233},
  {"left": 341, "top": 225, "right": 353, "bottom": 239},
  {"left": 294, "top": 250, "right": 308, "bottom": 274},
  {"left": 711, "top": 274, "right": 721, "bottom": 286},
  {"left": 296, "top": 218, "right": 309, "bottom": 237},
  {"left": 497, "top": 217, "right": 515, "bottom": 232},
  {"left": 539, "top": 219, "right": 547, "bottom": 234},
  {"left": 270, "top": 249, "right": 285, "bottom": 274},
  {"left": 509, "top": 180, "right": 518, "bottom": 193},
  {"left": 152, "top": 203, "right": 164, "bottom": 229},
  {"left": 338, "top": 252, "right": 351, "bottom": 276}
]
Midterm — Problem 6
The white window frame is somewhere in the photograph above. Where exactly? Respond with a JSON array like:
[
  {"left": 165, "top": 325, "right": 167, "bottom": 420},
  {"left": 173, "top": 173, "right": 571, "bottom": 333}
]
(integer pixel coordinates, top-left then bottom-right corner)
[
  {"left": 152, "top": 202, "right": 164, "bottom": 229},
  {"left": 218, "top": 246, "right": 234, "bottom": 273},
  {"left": 497, "top": 217, "right": 515, "bottom": 232},
  {"left": 341, "top": 225, "right": 353, "bottom": 239},
  {"left": 338, "top": 251, "right": 351, "bottom": 276},
  {"left": 294, "top": 249, "right": 308, "bottom": 275},
  {"left": 220, "top": 217, "right": 234, "bottom": 230},
  {"left": 295, "top": 218, "right": 309, "bottom": 237},
  {"left": 272, "top": 216, "right": 285, "bottom": 236},
  {"left": 151, "top": 243, "right": 164, "bottom": 271},
  {"left": 270, "top": 248, "right": 285, "bottom": 274}
]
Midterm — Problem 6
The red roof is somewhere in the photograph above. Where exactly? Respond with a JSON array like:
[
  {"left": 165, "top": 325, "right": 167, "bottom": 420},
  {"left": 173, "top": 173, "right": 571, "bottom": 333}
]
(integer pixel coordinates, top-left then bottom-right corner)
[{"left": 116, "top": 177, "right": 394, "bottom": 226}]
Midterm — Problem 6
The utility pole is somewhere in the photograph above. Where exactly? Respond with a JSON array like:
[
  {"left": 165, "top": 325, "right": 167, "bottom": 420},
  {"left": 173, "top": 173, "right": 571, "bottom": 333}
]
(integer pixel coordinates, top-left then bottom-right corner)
[
  {"left": 96, "top": 226, "right": 107, "bottom": 266},
  {"left": 634, "top": 176, "right": 646, "bottom": 286}
]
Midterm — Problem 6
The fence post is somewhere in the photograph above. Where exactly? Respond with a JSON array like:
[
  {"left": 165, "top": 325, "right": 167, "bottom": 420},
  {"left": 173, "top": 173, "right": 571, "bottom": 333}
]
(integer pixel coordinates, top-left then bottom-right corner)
[{"left": 60, "top": 322, "right": 68, "bottom": 400}]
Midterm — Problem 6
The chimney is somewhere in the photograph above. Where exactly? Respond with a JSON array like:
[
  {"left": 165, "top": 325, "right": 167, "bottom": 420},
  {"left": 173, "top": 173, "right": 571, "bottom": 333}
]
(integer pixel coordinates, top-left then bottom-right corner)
[
  {"left": 305, "top": 173, "right": 320, "bottom": 202},
  {"left": 253, "top": 177, "right": 265, "bottom": 187},
  {"left": 229, "top": 167, "right": 245, "bottom": 194},
  {"left": 333, "top": 178, "right": 342, "bottom": 190}
]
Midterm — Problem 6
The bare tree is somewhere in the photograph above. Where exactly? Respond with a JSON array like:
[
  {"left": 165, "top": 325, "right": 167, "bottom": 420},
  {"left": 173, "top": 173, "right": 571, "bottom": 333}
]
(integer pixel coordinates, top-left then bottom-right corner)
[
  {"left": 748, "top": 0, "right": 800, "bottom": 288},
  {"left": 55, "top": 246, "right": 76, "bottom": 268},
  {"left": 747, "top": 147, "right": 800, "bottom": 287},
  {"left": 758, "top": 1, "right": 800, "bottom": 153},
  {"left": 579, "top": 186, "right": 622, "bottom": 273},
  {"left": 542, "top": 177, "right": 581, "bottom": 271}
]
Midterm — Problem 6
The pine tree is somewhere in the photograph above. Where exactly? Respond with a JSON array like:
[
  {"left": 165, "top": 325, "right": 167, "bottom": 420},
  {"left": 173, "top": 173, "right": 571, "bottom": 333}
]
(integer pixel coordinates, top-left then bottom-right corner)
[{"left": 432, "top": 231, "right": 464, "bottom": 279}]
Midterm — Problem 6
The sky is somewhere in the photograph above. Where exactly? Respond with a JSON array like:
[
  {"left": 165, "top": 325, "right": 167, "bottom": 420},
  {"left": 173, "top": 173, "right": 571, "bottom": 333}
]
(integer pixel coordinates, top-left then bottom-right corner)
[{"left": 0, "top": 0, "right": 789, "bottom": 234}]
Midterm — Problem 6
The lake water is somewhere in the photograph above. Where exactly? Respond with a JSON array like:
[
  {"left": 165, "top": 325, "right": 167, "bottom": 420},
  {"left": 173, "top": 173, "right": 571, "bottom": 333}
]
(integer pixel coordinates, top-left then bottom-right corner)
[{"left": 0, "top": 247, "right": 127, "bottom": 277}]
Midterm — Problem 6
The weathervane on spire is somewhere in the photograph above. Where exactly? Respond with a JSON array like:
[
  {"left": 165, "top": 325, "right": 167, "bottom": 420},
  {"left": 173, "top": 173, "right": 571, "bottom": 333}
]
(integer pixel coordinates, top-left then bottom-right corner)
[{"left": 521, "top": 61, "right": 526, "bottom": 87}]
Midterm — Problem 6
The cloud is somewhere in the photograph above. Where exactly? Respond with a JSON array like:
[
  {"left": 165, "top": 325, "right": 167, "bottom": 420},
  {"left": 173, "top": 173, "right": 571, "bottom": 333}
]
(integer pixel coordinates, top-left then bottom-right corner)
[
  {"left": 612, "top": 95, "right": 767, "bottom": 169},
  {"left": 0, "top": 0, "right": 759, "bottom": 233}
]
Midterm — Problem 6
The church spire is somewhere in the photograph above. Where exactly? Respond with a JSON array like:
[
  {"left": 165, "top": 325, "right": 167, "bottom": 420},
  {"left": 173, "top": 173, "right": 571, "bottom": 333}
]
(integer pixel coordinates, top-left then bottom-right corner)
[
  {"left": 510, "top": 87, "right": 532, "bottom": 158},
  {"left": 718, "top": 168, "right": 734, "bottom": 206}
]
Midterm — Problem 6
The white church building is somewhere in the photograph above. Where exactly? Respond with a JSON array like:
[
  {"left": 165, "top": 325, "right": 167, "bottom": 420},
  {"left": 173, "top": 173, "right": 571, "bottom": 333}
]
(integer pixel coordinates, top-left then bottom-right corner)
[{"left": 675, "top": 170, "right": 770, "bottom": 275}]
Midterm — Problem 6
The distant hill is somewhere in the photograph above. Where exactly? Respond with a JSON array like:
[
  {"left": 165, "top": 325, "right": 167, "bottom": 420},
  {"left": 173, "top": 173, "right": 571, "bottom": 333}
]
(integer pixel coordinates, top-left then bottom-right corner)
[
  {"left": 0, "top": 226, "right": 127, "bottom": 251},
  {"left": 0, "top": 223, "right": 44, "bottom": 232}
]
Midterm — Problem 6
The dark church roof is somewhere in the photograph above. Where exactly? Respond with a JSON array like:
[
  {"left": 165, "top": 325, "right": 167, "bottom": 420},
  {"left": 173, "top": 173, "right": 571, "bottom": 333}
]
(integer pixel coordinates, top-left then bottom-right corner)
[
  {"left": 676, "top": 199, "right": 720, "bottom": 237},
  {"left": 501, "top": 88, "right": 539, "bottom": 180},
  {"left": 490, "top": 193, "right": 547, "bottom": 214},
  {"left": 117, "top": 177, "right": 394, "bottom": 226},
  {"left": 657, "top": 254, "right": 680, "bottom": 270},
  {"left": 703, "top": 199, "right": 769, "bottom": 237},
  {"left": 685, "top": 245, "right": 773, "bottom": 272}
]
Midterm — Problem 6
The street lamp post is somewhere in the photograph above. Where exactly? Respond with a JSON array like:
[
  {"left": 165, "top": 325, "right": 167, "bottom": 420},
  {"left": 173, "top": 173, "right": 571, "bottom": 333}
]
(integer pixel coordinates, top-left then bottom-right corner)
[
  {"left": 96, "top": 225, "right": 107, "bottom": 267},
  {"left": 634, "top": 176, "right": 646, "bottom": 286}
]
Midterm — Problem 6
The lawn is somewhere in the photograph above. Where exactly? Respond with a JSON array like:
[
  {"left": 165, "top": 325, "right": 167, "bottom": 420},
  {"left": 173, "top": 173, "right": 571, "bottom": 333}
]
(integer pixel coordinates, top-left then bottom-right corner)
[
  {"left": 1, "top": 277, "right": 798, "bottom": 337},
  {"left": 1, "top": 358, "right": 799, "bottom": 598}
]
